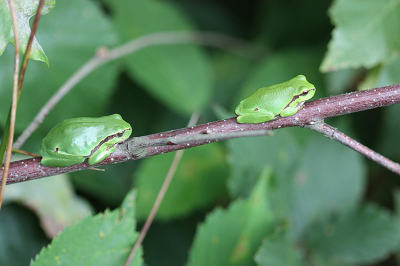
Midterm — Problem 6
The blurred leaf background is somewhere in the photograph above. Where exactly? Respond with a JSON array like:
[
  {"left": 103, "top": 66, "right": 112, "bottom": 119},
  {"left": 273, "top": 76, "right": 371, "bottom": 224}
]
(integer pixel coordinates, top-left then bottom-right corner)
[{"left": 1, "top": 0, "right": 400, "bottom": 265}]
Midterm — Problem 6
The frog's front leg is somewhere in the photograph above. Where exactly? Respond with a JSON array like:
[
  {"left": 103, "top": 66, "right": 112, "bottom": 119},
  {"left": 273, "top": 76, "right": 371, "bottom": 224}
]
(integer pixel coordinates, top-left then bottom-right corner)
[
  {"left": 88, "top": 146, "right": 117, "bottom": 165},
  {"left": 280, "top": 106, "right": 300, "bottom": 117}
]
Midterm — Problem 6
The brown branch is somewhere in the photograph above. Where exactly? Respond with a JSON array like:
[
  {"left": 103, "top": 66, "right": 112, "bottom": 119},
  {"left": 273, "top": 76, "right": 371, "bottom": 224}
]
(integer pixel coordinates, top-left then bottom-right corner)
[
  {"left": 305, "top": 121, "right": 400, "bottom": 175},
  {"left": 2, "top": 84, "right": 400, "bottom": 185}
]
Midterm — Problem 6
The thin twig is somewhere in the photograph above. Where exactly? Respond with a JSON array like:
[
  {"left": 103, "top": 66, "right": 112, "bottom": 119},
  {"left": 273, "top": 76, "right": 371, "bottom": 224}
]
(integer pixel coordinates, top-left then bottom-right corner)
[
  {"left": 305, "top": 121, "right": 400, "bottom": 175},
  {"left": 11, "top": 148, "right": 39, "bottom": 158},
  {"left": 0, "top": 0, "right": 19, "bottom": 210},
  {"left": 0, "top": 0, "right": 46, "bottom": 210},
  {"left": 13, "top": 31, "right": 265, "bottom": 149},
  {"left": 17, "top": 0, "right": 45, "bottom": 94},
  {"left": 124, "top": 111, "right": 201, "bottom": 266}
]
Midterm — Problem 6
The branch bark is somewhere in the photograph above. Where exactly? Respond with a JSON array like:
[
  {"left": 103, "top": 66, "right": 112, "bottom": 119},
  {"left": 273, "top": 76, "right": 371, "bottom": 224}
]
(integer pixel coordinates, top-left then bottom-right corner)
[{"left": 2, "top": 83, "right": 400, "bottom": 184}]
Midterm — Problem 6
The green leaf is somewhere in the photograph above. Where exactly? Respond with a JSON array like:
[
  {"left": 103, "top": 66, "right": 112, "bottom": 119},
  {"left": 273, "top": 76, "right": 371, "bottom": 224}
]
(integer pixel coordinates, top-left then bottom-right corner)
[
  {"left": 30, "top": 190, "right": 142, "bottom": 266},
  {"left": 324, "top": 68, "right": 361, "bottom": 95},
  {"left": 226, "top": 130, "right": 298, "bottom": 198},
  {"left": 394, "top": 190, "right": 400, "bottom": 265},
  {"left": 379, "top": 105, "right": 400, "bottom": 169},
  {"left": 3, "top": 173, "right": 93, "bottom": 237},
  {"left": 360, "top": 56, "right": 400, "bottom": 91},
  {"left": 394, "top": 189, "right": 400, "bottom": 216},
  {"left": 254, "top": 134, "right": 366, "bottom": 264},
  {"left": 0, "top": 205, "right": 48, "bottom": 266},
  {"left": 70, "top": 162, "right": 136, "bottom": 206},
  {"left": 0, "top": 0, "right": 55, "bottom": 65},
  {"left": 227, "top": 120, "right": 365, "bottom": 236},
  {"left": 273, "top": 135, "right": 366, "bottom": 237},
  {"left": 0, "top": 0, "right": 119, "bottom": 132},
  {"left": 255, "top": 229, "right": 306, "bottom": 266},
  {"left": 320, "top": 0, "right": 400, "bottom": 72},
  {"left": 357, "top": 65, "right": 382, "bottom": 91},
  {"left": 105, "top": 0, "right": 212, "bottom": 115},
  {"left": 135, "top": 144, "right": 228, "bottom": 220},
  {"left": 305, "top": 204, "right": 400, "bottom": 265},
  {"left": 364, "top": 60, "right": 400, "bottom": 162},
  {"left": 187, "top": 169, "right": 274, "bottom": 266},
  {"left": 0, "top": 1, "right": 12, "bottom": 53},
  {"left": 210, "top": 53, "right": 255, "bottom": 107}
]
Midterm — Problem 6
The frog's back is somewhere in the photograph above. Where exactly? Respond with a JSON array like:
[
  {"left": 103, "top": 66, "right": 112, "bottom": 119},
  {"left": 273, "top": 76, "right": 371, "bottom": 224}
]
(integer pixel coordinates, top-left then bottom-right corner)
[
  {"left": 239, "top": 83, "right": 295, "bottom": 115},
  {"left": 41, "top": 115, "right": 130, "bottom": 155},
  {"left": 241, "top": 75, "right": 312, "bottom": 114}
]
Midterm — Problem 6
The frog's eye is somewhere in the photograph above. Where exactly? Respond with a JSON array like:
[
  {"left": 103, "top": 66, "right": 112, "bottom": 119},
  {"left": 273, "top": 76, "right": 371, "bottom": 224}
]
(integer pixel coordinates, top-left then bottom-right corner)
[
  {"left": 300, "top": 87, "right": 315, "bottom": 96},
  {"left": 115, "top": 132, "right": 124, "bottom": 138},
  {"left": 55, "top": 147, "right": 60, "bottom": 153},
  {"left": 253, "top": 108, "right": 259, "bottom": 111}
]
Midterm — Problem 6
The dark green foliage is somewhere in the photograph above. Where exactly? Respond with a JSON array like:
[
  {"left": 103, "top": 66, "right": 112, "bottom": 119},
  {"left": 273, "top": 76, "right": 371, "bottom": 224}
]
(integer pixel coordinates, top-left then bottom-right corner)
[{"left": 1, "top": 0, "right": 400, "bottom": 265}]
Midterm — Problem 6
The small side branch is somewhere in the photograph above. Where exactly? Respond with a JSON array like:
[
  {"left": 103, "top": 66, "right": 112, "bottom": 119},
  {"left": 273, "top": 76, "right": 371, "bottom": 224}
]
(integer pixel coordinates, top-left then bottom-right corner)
[{"left": 306, "top": 121, "right": 400, "bottom": 175}]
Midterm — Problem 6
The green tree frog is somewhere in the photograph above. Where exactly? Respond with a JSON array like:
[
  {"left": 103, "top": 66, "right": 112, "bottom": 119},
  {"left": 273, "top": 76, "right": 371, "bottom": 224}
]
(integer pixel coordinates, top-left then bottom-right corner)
[
  {"left": 40, "top": 114, "right": 132, "bottom": 167},
  {"left": 235, "top": 75, "right": 316, "bottom": 124}
]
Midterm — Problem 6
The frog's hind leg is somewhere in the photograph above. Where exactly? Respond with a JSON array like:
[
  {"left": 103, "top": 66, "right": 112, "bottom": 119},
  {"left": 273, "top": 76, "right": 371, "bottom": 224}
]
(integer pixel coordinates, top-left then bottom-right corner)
[
  {"left": 41, "top": 151, "right": 86, "bottom": 167},
  {"left": 236, "top": 113, "right": 276, "bottom": 124}
]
